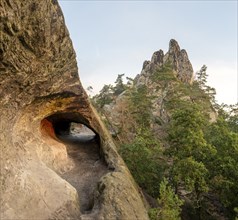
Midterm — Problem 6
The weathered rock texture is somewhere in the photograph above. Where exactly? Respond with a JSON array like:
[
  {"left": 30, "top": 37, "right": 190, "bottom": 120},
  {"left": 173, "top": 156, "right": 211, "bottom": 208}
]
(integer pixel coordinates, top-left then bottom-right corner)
[
  {"left": 136, "top": 39, "right": 194, "bottom": 86},
  {"left": 0, "top": 0, "right": 148, "bottom": 219},
  {"left": 101, "top": 39, "right": 216, "bottom": 144},
  {"left": 102, "top": 40, "right": 195, "bottom": 137}
]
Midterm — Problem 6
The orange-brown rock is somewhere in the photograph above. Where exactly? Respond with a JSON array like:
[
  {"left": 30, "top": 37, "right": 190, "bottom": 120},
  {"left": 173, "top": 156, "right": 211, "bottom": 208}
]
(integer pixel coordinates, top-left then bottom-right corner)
[{"left": 0, "top": 0, "right": 149, "bottom": 219}]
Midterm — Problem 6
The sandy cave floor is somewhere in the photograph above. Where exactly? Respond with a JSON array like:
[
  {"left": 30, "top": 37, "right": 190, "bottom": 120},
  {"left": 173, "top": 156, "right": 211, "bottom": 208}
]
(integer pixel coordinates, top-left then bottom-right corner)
[{"left": 58, "top": 134, "right": 109, "bottom": 213}]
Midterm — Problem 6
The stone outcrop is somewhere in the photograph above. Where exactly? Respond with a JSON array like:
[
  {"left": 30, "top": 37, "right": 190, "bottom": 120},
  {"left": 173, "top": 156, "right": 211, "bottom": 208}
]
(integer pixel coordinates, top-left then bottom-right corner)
[
  {"left": 0, "top": 0, "right": 148, "bottom": 219},
  {"left": 103, "top": 40, "right": 195, "bottom": 138},
  {"left": 101, "top": 40, "right": 217, "bottom": 145},
  {"left": 136, "top": 39, "right": 194, "bottom": 85}
]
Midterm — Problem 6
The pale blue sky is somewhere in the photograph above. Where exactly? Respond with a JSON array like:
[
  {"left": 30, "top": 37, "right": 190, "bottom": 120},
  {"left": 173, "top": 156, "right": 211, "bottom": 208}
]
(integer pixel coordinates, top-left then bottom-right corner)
[{"left": 59, "top": 0, "right": 237, "bottom": 104}]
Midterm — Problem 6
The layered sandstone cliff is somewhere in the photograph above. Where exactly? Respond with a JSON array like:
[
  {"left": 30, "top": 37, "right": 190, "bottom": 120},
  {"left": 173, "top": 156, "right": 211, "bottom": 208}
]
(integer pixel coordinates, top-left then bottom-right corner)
[{"left": 0, "top": 0, "right": 148, "bottom": 219}]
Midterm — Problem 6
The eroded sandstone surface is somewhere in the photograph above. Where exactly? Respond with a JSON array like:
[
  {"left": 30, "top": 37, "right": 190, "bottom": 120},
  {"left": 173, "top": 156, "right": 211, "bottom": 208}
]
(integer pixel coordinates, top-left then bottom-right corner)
[
  {"left": 0, "top": 0, "right": 148, "bottom": 219},
  {"left": 136, "top": 39, "right": 194, "bottom": 86}
]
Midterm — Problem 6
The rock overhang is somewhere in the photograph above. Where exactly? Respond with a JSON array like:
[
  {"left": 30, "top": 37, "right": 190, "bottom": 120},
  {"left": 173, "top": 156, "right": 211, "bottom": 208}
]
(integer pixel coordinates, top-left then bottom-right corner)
[{"left": 0, "top": 0, "right": 149, "bottom": 219}]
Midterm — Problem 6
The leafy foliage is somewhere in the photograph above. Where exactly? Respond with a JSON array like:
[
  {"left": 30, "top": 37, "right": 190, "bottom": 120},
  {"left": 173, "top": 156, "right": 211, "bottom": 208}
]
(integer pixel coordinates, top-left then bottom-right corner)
[
  {"left": 92, "top": 74, "right": 128, "bottom": 109},
  {"left": 196, "top": 65, "right": 208, "bottom": 89},
  {"left": 93, "top": 84, "right": 114, "bottom": 109},
  {"left": 128, "top": 84, "right": 154, "bottom": 128},
  {"left": 151, "top": 62, "right": 176, "bottom": 87},
  {"left": 92, "top": 62, "right": 237, "bottom": 219},
  {"left": 195, "top": 65, "right": 216, "bottom": 105},
  {"left": 172, "top": 157, "right": 209, "bottom": 198},
  {"left": 120, "top": 129, "right": 163, "bottom": 197},
  {"left": 167, "top": 103, "right": 216, "bottom": 162},
  {"left": 166, "top": 103, "right": 215, "bottom": 219},
  {"left": 149, "top": 178, "right": 184, "bottom": 220},
  {"left": 113, "top": 73, "right": 126, "bottom": 95},
  {"left": 157, "top": 178, "right": 184, "bottom": 220},
  {"left": 205, "top": 116, "right": 238, "bottom": 217}
]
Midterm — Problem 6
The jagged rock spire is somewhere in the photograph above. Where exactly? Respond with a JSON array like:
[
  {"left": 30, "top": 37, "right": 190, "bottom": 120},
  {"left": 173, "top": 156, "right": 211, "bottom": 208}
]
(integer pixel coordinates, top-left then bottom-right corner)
[
  {"left": 168, "top": 39, "right": 181, "bottom": 56},
  {"left": 165, "top": 39, "right": 194, "bottom": 83},
  {"left": 151, "top": 49, "right": 164, "bottom": 66},
  {"left": 140, "top": 39, "right": 194, "bottom": 84}
]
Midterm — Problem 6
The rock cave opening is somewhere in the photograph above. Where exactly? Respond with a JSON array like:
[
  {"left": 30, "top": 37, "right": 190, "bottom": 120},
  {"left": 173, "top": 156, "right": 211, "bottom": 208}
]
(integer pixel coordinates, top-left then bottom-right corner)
[
  {"left": 44, "top": 112, "right": 98, "bottom": 141},
  {"left": 41, "top": 112, "right": 109, "bottom": 213}
]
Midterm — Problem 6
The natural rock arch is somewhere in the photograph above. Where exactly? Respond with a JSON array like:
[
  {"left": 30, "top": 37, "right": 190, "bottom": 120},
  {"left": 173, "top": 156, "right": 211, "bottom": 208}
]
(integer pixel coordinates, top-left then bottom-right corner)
[
  {"left": 41, "top": 112, "right": 110, "bottom": 214},
  {"left": 0, "top": 0, "right": 149, "bottom": 219},
  {"left": 43, "top": 112, "right": 98, "bottom": 138}
]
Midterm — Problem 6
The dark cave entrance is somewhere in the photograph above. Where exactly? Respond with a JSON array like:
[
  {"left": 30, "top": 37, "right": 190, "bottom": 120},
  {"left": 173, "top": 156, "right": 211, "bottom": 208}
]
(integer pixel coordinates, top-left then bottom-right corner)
[{"left": 44, "top": 112, "right": 99, "bottom": 143}]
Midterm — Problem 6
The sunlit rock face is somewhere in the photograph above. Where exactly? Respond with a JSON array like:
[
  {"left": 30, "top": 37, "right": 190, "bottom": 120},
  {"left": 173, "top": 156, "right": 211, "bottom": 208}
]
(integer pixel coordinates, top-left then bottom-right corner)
[
  {"left": 0, "top": 0, "right": 149, "bottom": 219},
  {"left": 137, "top": 39, "right": 194, "bottom": 85},
  {"left": 104, "top": 40, "right": 195, "bottom": 138}
]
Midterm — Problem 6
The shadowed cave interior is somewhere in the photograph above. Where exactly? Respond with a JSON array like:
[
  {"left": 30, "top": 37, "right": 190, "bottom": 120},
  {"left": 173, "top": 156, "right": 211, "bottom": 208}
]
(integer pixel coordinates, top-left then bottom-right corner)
[{"left": 42, "top": 112, "right": 109, "bottom": 213}]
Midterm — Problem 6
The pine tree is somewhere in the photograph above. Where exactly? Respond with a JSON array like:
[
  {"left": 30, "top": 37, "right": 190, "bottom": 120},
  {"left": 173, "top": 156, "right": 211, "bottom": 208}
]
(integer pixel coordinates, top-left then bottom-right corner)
[
  {"left": 120, "top": 128, "right": 163, "bottom": 197},
  {"left": 196, "top": 65, "right": 216, "bottom": 104},
  {"left": 113, "top": 73, "right": 126, "bottom": 95},
  {"left": 128, "top": 84, "right": 154, "bottom": 129},
  {"left": 149, "top": 178, "right": 184, "bottom": 220},
  {"left": 196, "top": 65, "right": 208, "bottom": 89},
  {"left": 205, "top": 116, "right": 238, "bottom": 218},
  {"left": 93, "top": 84, "right": 114, "bottom": 108},
  {"left": 157, "top": 178, "right": 184, "bottom": 220},
  {"left": 166, "top": 103, "right": 216, "bottom": 218}
]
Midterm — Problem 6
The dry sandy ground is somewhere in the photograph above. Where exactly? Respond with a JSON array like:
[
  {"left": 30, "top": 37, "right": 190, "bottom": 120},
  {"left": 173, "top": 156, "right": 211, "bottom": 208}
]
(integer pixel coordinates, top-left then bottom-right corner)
[{"left": 59, "top": 134, "right": 108, "bottom": 213}]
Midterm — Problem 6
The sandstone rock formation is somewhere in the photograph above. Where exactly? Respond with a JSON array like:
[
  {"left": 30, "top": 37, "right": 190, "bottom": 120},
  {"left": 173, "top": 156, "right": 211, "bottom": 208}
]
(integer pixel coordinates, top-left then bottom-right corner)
[
  {"left": 136, "top": 39, "right": 194, "bottom": 86},
  {"left": 101, "top": 40, "right": 195, "bottom": 138},
  {"left": 0, "top": 0, "right": 148, "bottom": 219}
]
